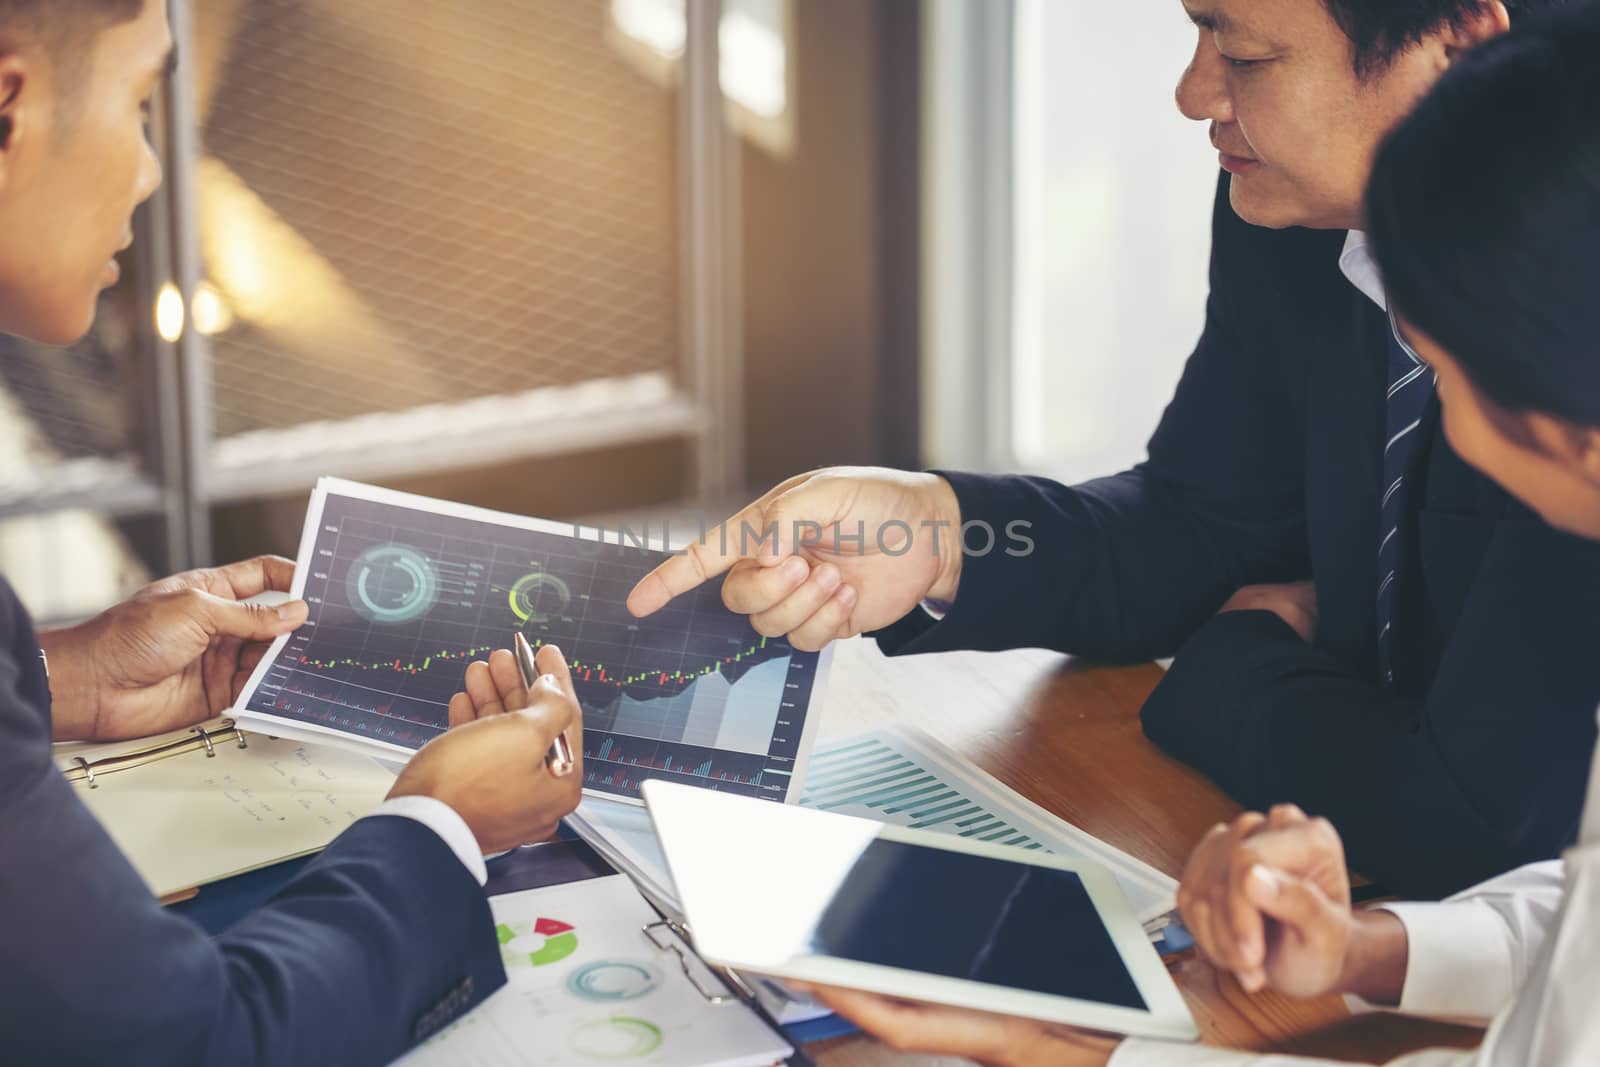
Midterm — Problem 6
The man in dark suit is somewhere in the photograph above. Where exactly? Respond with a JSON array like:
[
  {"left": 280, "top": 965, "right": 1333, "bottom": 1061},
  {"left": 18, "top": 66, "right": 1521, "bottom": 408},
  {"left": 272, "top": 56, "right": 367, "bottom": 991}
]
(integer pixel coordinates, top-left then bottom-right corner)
[
  {"left": 627, "top": 0, "right": 1595, "bottom": 900},
  {"left": 0, "top": 3, "right": 585, "bottom": 1062}
]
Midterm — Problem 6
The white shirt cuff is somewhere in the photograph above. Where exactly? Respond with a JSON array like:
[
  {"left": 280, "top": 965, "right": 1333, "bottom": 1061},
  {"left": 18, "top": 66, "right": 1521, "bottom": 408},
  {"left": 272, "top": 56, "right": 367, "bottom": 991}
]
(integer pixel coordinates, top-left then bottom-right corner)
[
  {"left": 1368, "top": 901, "right": 1516, "bottom": 1024},
  {"left": 370, "top": 795, "right": 488, "bottom": 887}
]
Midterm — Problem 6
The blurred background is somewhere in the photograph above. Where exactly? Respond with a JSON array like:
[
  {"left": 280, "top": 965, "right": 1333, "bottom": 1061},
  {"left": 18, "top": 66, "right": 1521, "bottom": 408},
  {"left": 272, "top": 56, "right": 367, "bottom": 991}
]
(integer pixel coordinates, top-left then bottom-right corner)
[{"left": 0, "top": 0, "right": 1215, "bottom": 624}]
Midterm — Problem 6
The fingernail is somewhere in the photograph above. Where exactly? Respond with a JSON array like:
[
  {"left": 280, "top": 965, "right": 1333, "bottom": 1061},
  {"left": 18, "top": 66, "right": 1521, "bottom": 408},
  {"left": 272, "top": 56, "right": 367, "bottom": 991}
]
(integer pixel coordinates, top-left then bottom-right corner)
[
  {"left": 836, "top": 584, "right": 857, "bottom": 606},
  {"left": 782, "top": 557, "right": 808, "bottom": 583},
  {"left": 1246, "top": 865, "right": 1279, "bottom": 899},
  {"left": 815, "top": 566, "right": 841, "bottom": 593},
  {"left": 276, "top": 601, "right": 306, "bottom": 621}
]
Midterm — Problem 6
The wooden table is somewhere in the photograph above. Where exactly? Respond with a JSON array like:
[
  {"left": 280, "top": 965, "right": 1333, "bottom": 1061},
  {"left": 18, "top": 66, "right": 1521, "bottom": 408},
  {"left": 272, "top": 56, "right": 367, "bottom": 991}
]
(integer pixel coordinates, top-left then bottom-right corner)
[{"left": 802, "top": 638, "right": 1485, "bottom": 1066}]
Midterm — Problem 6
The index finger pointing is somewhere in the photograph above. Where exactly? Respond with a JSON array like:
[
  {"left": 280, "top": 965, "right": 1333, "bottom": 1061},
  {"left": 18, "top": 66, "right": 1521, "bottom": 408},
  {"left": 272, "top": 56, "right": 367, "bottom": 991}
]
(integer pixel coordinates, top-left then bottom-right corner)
[{"left": 626, "top": 505, "right": 770, "bottom": 617}]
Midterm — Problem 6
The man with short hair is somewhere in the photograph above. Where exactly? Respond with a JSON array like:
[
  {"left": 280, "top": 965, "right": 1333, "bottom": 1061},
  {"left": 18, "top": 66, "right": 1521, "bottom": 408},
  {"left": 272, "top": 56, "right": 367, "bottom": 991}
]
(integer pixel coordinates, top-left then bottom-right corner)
[
  {"left": 628, "top": 0, "right": 1596, "bottom": 900},
  {"left": 0, "top": 4, "right": 587, "bottom": 1062}
]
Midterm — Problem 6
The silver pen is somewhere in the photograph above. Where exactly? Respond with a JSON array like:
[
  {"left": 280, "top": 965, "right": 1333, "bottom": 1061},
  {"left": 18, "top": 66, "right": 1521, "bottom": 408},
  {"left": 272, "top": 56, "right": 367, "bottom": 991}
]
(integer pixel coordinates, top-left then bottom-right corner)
[{"left": 515, "top": 631, "right": 576, "bottom": 777}]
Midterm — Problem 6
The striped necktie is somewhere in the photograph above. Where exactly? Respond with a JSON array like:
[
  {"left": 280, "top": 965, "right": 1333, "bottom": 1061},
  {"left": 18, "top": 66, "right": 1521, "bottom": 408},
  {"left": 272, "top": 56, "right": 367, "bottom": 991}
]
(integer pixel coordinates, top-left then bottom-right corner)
[{"left": 1376, "top": 309, "right": 1434, "bottom": 686}]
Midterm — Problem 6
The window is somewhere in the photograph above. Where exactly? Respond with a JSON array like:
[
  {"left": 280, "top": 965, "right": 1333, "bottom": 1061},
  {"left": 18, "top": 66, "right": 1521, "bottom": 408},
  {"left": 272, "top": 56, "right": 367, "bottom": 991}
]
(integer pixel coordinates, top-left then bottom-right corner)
[
  {"left": 1011, "top": 1, "right": 1217, "bottom": 481},
  {"left": 610, "top": 0, "right": 794, "bottom": 155},
  {"left": 922, "top": 0, "right": 1218, "bottom": 482}
]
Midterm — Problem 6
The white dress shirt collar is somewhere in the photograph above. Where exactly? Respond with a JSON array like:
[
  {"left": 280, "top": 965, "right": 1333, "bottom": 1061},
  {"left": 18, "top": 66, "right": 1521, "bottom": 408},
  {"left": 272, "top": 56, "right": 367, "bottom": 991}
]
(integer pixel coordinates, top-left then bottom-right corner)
[{"left": 1339, "top": 230, "right": 1389, "bottom": 312}]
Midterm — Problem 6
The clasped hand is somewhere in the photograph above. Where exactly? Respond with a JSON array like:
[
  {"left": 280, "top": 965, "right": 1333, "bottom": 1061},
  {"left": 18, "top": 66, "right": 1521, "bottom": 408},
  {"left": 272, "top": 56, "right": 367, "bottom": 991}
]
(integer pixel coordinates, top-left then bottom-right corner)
[{"left": 1178, "top": 804, "right": 1408, "bottom": 1004}]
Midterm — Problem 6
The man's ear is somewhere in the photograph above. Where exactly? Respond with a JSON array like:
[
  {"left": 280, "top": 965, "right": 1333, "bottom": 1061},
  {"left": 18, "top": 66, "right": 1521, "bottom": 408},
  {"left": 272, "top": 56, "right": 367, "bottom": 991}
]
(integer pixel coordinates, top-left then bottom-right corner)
[{"left": 1439, "top": 2, "right": 1512, "bottom": 64}]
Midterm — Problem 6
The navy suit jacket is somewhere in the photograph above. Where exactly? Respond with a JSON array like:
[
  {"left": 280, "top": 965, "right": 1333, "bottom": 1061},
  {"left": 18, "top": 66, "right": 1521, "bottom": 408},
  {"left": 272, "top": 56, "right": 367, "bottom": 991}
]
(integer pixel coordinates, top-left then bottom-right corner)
[
  {"left": 0, "top": 578, "right": 506, "bottom": 1064},
  {"left": 874, "top": 174, "right": 1600, "bottom": 900}
]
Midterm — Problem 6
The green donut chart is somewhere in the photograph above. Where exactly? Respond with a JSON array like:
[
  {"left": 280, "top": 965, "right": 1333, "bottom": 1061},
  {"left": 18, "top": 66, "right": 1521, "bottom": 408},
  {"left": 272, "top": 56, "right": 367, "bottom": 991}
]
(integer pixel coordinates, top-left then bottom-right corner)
[
  {"left": 569, "top": 1016, "right": 664, "bottom": 1059},
  {"left": 345, "top": 543, "right": 438, "bottom": 625},
  {"left": 497, "top": 916, "right": 579, "bottom": 968},
  {"left": 508, "top": 569, "right": 573, "bottom": 625}
]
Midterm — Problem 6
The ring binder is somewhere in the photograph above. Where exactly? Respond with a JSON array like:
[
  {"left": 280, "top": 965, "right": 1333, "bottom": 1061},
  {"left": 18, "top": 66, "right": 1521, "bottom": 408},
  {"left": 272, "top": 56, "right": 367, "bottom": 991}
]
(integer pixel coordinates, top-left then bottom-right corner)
[
  {"left": 54, "top": 723, "right": 399, "bottom": 902},
  {"left": 62, "top": 719, "right": 251, "bottom": 786}
]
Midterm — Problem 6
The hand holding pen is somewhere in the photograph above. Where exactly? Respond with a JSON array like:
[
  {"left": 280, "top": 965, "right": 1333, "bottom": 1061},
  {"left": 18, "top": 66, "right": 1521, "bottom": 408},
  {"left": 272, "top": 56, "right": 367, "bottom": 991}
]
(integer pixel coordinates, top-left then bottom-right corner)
[
  {"left": 515, "top": 632, "right": 576, "bottom": 775},
  {"left": 447, "top": 636, "right": 579, "bottom": 777},
  {"left": 396, "top": 640, "right": 584, "bottom": 852}
]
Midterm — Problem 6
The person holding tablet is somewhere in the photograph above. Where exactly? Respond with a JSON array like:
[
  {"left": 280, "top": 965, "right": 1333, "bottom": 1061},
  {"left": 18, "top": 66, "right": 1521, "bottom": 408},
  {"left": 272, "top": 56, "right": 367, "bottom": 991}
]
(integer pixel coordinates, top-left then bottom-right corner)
[
  {"left": 0, "top": 3, "right": 584, "bottom": 1063},
  {"left": 800, "top": 7, "right": 1600, "bottom": 1065}
]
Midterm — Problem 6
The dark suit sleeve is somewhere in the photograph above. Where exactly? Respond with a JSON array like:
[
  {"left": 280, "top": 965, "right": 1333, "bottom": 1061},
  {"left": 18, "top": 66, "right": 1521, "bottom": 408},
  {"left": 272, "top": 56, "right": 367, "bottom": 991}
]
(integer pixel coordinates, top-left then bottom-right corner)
[
  {"left": 0, "top": 643, "right": 505, "bottom": 1063},
  {"left": 1142, "top": 597, "right": 1599, "bottom": 901},
  {"left": 873, "top": 175, "right": 1313, "bottom": 662}
]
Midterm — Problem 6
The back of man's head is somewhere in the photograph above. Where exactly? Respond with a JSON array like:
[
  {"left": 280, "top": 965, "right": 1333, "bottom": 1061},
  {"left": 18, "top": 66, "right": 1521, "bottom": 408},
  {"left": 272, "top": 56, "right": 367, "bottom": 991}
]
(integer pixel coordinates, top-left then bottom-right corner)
[
  {"left": 1327, "top": 0, "right": 1583, "bottom": 75},
  {"left": 1367, "top": 4, "right": 1600, "bottom": 423}
]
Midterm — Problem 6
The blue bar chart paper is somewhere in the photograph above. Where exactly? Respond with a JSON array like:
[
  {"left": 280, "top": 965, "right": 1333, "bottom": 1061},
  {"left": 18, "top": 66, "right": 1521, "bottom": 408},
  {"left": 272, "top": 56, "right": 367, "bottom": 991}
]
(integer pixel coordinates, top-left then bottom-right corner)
[
  {"left": 234, "top": 479, "right": 829, "bottom": 804},
  {"left": 798, "top": 725, "right": 1175, "bottom": 924}
]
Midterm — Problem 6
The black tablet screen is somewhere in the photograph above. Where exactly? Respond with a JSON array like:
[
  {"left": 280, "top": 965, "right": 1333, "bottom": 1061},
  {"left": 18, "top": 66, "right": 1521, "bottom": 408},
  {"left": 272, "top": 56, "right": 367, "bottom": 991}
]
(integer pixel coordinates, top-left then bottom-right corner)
[{"left": 803, "top": 839, "right": 1147, "bottom": 1009}]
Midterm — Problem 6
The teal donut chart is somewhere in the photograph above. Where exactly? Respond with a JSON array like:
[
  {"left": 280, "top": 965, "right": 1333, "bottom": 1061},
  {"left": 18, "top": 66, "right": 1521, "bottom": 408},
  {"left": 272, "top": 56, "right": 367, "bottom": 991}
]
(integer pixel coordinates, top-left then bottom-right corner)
[{"left": 345, "top": 543, "right": 439, "bottom": 625}]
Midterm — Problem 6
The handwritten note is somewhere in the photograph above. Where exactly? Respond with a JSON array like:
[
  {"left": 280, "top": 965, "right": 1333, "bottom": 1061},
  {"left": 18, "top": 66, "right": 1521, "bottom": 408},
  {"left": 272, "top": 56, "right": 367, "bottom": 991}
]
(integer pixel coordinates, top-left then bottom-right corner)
[{"left": 73, "top": 736, "right": 397, "bottom": 898}]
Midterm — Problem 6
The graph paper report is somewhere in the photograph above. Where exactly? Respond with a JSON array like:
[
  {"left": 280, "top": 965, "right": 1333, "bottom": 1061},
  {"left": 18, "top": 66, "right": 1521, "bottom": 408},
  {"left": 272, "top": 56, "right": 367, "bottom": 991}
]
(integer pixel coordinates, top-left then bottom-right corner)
[{"left": 234, "top": 479, "right": 829, "bottom": 803}]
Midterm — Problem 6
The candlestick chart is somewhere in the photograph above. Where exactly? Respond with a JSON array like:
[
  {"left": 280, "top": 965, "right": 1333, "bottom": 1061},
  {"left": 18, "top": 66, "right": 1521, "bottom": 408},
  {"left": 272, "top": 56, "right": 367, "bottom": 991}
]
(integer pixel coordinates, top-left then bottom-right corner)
[{"left": 243, "top": 491, "right": 824, "bottom": 801}]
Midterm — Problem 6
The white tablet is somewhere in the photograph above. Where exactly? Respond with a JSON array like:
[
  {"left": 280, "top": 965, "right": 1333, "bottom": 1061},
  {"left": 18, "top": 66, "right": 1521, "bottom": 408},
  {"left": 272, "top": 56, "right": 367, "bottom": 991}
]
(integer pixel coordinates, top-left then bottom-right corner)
[{"left": 643, "top": 780, "right": 1198, "bottom": 1042}]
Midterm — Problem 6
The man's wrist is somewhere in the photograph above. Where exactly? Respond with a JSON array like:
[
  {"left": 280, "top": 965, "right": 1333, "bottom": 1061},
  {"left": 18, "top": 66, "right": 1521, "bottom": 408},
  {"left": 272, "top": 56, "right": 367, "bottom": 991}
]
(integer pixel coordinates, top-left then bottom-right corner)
[
  {"left": 38, "top": 623, "right": 103, "bottom": 741},
  {"left": 1335, "top": 909, "right": 1409, "bottom": 1005},
  {"left": 925, "top": 475, "right": 964, "bottom": 603}
]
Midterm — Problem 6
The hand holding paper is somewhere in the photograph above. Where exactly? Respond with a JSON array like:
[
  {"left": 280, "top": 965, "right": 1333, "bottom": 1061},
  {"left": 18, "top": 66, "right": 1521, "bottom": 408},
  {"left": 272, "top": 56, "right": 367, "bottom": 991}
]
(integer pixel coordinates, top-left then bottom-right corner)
[{"left": 43, "top": 556, "right": 308, "bottom": 742}]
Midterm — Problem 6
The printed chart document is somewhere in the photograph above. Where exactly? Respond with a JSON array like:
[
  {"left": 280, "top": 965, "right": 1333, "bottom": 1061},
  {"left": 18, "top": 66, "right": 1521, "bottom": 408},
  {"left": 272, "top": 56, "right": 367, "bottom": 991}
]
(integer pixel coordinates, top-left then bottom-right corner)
[
  {"left": 396, "top": 874, "right": 792, "bottom": 1067},
  {"left": 233, "top": 479, "right": 830, "bottom": 805}
]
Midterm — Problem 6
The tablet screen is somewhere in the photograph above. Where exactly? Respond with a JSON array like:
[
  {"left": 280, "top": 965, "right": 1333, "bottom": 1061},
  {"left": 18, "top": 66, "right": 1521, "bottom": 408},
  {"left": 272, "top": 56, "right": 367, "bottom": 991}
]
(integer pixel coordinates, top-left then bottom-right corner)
[{"left": 804, "top": 838, "right": 1146, "bottom": 1009}]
